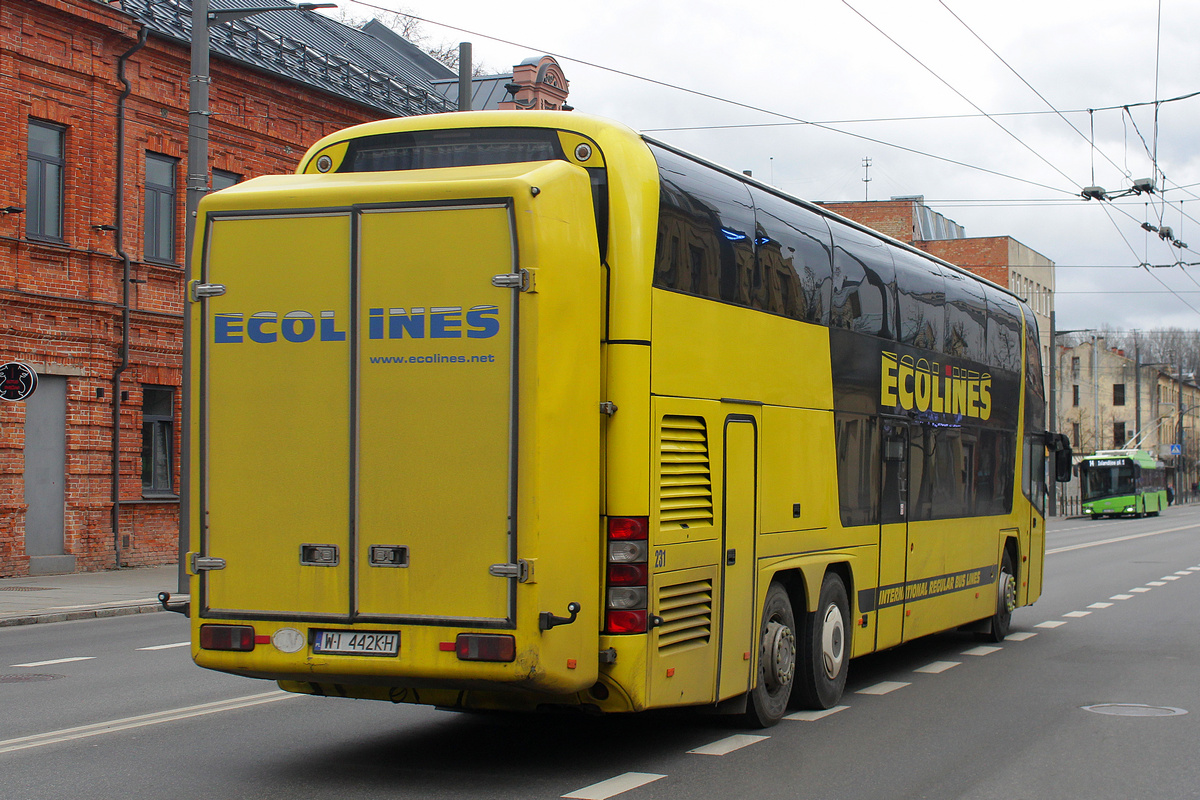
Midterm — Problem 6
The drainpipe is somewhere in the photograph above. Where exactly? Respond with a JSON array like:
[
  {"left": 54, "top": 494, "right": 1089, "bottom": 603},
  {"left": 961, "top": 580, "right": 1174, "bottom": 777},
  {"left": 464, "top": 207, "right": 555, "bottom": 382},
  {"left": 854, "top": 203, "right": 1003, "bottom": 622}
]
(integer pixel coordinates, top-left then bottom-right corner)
[{"left": 111, "top": 26, "right": 148, "bottom": 569}]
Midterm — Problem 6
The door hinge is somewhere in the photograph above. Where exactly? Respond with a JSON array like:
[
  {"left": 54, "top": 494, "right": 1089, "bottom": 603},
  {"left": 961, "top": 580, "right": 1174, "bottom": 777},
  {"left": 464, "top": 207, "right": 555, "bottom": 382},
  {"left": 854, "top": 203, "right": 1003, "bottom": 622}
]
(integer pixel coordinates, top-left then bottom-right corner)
[
  {"left": 190, "top": 553, "right": 226, "bottom": 572},
  {"left": 491, "top": 269, "right": 535, "bottom": 292},
  {"left": 600, "top": 401, "right": 618, "bottom": 416},
  {"left": 191, "top": 281, "right": 227, "bottom": 301},
  {"left": 489, "top": 559, "right": 531, "bottom": 583}
]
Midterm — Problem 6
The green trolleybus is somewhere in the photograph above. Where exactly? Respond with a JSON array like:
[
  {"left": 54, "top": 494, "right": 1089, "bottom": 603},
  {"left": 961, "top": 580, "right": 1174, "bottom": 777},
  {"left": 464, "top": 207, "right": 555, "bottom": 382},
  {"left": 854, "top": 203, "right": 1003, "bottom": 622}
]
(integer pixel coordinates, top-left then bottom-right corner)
[{"left": 1079, "top": 450, "right": 1168, "bottom": 518}]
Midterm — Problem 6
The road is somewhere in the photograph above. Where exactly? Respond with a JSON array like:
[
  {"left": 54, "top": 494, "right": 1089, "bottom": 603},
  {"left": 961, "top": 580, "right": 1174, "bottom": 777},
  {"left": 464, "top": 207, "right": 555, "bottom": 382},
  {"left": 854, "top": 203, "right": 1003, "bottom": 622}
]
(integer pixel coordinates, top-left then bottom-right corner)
[{"left": 4, "top": 509, "right": 1200, "bottom": 800}]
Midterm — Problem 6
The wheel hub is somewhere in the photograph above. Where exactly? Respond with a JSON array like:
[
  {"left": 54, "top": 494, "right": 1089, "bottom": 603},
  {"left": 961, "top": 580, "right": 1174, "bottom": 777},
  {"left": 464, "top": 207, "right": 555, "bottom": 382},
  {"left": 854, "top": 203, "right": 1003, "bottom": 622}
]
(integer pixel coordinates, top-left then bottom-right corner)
[
  {"left": 762, "top": 620, "right": 796, "bottom": 691},
  {"left": 998, "top": 569, "right": 1016, "bottom": 614},
  {"left": 820, "top": 603, "right": 845, "bottom": 680}
]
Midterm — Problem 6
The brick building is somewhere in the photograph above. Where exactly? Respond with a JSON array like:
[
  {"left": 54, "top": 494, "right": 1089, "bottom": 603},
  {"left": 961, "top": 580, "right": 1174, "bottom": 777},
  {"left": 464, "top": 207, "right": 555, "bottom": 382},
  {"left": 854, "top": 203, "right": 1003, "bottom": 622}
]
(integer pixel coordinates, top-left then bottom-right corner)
[
  {"left": 1, "top": 0, "right": 569, "bottom": 576},
  {"left": 818, "top": 196, "right": 1056, "bottom": 387}
]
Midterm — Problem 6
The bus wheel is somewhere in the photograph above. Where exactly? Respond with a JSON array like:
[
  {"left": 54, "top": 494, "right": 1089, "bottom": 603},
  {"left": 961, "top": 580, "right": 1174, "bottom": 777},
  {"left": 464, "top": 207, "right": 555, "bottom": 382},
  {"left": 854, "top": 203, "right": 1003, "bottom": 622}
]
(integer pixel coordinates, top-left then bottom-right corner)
[
  {"left": 985, "top": 550, "right": 1017, "bottom": 643},
  {"left": 743, "top": 581, "right": 797, "bottom": 728},
  {"left": 794, "top": 573, "right": 850, "bottom": 710}
]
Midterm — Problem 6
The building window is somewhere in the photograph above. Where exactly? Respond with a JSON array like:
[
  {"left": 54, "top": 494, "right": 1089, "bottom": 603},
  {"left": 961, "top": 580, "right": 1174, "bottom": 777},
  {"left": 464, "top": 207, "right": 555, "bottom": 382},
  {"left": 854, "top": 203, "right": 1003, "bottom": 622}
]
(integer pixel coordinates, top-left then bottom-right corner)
[
  {"left": 145, "top": 153, "right": 178, "bottom": 263},
  {"left": 1073, "top": 385, "right": 1080, "bottom": 407},
  {"left": 1113, "top": 384, "right": 1126, "bottom": 406},
  {"left": 141, "top": 386, "right": 175, "bottom": 496},
  {"left": 1071, "top": 422, "right": 1080, "bottom": 448},
  {"left": 27, "top": 120, "right": 65, "bottom": 241},
  {"left": 212, "top": 169, "right": 240, "bottom": 192},
  {"left": 1071, "top": 357, "right": 1080, "bottom": 380},
  {"left": 1113, "top": 422, "right": 1126, "bottom": 449}
]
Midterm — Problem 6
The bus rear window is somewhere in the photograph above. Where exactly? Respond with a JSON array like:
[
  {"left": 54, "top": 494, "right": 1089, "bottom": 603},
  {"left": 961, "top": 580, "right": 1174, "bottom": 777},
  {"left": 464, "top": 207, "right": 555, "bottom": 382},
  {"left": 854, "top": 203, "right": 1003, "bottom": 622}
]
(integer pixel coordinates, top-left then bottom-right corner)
[{"left": 340, "top": 128, "right": 566, "bottom": 172}]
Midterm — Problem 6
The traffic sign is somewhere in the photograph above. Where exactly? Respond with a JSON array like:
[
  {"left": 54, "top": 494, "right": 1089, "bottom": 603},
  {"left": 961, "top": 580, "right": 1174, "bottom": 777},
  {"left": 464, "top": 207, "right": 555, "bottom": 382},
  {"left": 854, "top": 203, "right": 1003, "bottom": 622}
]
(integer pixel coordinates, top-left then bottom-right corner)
[{"left": 1170, "top": 443, "right": 1183, "bottom": 455}]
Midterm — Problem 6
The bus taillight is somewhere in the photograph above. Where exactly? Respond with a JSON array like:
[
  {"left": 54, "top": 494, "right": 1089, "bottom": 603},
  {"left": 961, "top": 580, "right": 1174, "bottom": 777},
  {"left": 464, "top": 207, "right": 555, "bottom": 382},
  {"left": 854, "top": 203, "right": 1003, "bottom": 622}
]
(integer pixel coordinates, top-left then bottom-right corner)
[
  {"left": 605, "top": 517, "right": 649, "bottom": 634},
  {"left": 199, "top": 624, "right": 256, "bottom": 651}
]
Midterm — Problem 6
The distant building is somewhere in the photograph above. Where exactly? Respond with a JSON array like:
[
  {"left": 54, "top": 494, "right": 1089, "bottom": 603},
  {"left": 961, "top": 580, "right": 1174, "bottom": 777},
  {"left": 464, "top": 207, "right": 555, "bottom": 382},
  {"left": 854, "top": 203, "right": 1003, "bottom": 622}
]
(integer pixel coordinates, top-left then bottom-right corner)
[
  {"left": 1056, "top": 338, "right": 1199, "bottom": 493},
  {"left": 818, "top": 196, "right": 1055, "bottom": 389},
  {"left": 1, "top": 0, "right": 569, "bottom": 576}
]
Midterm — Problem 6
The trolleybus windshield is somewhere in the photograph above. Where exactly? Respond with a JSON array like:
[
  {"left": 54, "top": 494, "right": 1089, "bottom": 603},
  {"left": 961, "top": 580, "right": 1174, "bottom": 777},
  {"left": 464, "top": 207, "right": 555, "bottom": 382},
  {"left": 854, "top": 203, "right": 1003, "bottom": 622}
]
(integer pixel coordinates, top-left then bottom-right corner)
[
  {"left": 340, "top": 128, "right": 566, "bottom": 172},
  {"left": 1082, "top": 461, "right": 1136, "bottom": 501}
]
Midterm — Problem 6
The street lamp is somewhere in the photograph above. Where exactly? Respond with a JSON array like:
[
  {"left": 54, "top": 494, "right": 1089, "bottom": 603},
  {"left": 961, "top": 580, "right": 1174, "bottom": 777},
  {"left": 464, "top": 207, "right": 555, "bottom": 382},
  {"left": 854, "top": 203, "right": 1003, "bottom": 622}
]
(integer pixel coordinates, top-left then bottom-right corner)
[{"left": 180, "top": 0, "right": 335, "bottom": 591}]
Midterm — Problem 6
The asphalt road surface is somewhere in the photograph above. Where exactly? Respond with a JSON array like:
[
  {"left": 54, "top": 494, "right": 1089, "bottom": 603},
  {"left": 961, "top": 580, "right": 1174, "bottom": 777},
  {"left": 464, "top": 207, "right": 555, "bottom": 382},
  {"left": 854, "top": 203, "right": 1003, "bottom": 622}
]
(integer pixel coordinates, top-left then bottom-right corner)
[{"left": 4, "top": 508, "right": 1200, "bottom": 800}]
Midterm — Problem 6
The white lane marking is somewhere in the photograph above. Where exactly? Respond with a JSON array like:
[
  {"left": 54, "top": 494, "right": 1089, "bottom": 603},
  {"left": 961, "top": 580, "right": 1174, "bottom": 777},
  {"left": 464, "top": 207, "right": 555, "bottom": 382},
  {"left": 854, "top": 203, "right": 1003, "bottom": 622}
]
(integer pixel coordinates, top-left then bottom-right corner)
[
  {"left": 915, "top": 661, "right": 960, "bottom": 674},
  {"left": 1147, "top": 581, "right": 1168, "bottom": 587},
  {"left": 10, "top": 656, "right": 96, "bottom": 668},
  {"left": 0, "top": 691, "right": 299, "bottom": 755},
  {"left": 562, "top": 773, "right": 666, "bottom": 800},
  {"left": 786, "top": 705, "right": 849, "bottom": 721},
  {"left": 1047, "top": 524, "right": 1200, "bottom": 555},
  {"left": 1063, "top": 611, "right": 1091, "bottom": 618},
  {"left": 857, "top": 681, "right": 909, "bottom": 695},
  {"left": 1188, "top": 567, "right": 1200, "bottom": 572},
  {"left": 1035, "top": 620, "right": 1067, "bottom": 629},
  {"left": 1111, "top": 594, "right": 1135, "bottom": 600},
  {"left": 687, "top": 734, "right": 769, "bottom": 756},
  {"left": 1088, "top": 602, "right": 1114, "bottom": 609},
  {"left": 1161, "top": 575, "right": 1181, "bottom": 581},
  {"left": 1175, "top": 571, "right": 1192, "bottom": 576},
  {"left": 962, "top": 646, "right": 1001, "bottom": 656},
  {"left": 1006, "top": 631, "right": 1038, "bottom": 641},
  {"left": 136, "top": 642, "right": 191, "bottom": 651},
  {"left": 1131, "top": 587, "right": 1153, "bottom": 593}
]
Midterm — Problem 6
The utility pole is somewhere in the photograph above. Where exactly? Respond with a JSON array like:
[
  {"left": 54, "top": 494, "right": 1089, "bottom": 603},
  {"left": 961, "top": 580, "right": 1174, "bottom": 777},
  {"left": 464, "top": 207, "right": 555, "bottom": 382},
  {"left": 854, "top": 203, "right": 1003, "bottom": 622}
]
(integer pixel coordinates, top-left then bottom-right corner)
[
  {"left": 862, "top": 157, "right": 872, "bottom": 201},
  {"left": 1134, "top": 331, "right": 1142, "bottom": 451}
]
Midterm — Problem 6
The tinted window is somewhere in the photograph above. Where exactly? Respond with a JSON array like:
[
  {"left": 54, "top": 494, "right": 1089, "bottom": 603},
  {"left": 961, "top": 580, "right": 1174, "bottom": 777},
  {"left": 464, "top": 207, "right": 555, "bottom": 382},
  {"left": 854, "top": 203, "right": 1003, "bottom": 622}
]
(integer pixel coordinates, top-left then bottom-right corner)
[
  {"left": 943, "top": 268, "right": 987, "bottom": 360},
  {"left": 829, "top": 221, "right": 896, "bottom": 339},
  {"left": 652, "top": 145, "right": 755, "bottom": 306},
  {"left": 340, "top": 127, "right": 564, "bottom": 172},
  {"left": 892, "top": 249, "right": 945, "bottom": 352},
  {"left": 749, "top": 187, "right": 833, "bottom": 324},
  {"left": 835, "top": 412, "right": 878, "bottom": 527},
  {"left": 984, "top": 288, "right": 1023, "bottom": 374}
]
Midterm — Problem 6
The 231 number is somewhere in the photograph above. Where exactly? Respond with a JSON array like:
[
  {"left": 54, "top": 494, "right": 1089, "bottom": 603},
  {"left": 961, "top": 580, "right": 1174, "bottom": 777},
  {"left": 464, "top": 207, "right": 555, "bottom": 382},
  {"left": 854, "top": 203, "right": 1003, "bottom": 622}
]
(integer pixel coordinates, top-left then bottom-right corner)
[{"left": 654, "top": 549, "right": 666, "bottom": 568}]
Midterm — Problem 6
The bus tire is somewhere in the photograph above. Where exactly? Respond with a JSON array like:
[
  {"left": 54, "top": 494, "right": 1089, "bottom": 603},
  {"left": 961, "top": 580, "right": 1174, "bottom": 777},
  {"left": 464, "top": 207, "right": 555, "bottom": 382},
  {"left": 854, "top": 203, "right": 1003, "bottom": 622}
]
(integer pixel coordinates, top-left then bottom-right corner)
[
  {"left": 794, "top": 573, "right": 850, "bottom": 710},
  {"left": 985, "top": 550, "right": 1017, "bottom": 643},
  {"left": 743, "top": 581, "right": 797, "bottom": 728}
]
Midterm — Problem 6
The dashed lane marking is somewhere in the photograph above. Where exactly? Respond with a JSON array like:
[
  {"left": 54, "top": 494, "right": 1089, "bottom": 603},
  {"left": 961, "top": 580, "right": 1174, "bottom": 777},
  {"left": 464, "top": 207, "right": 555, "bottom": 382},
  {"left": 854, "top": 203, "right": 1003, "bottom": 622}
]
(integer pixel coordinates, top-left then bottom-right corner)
[
  {"left": 562, "top": 773, "right": 666, "bottom": 800},
  {"left": 10, "top": 657, "right": 96, "bottom": 668},
  {"left": 1147, "top": 581, "right": 1168, "bottom": 587},
  {"left": 1063, "top": 611, "right": 1091, "bottom": 618},
  {"left": 1005, "top": 631, "right": 1037, "bottom": 641},
  {"left": 962, "top": 646, "right": 1001, "bottom": 656},
  {"left": 915, "top": 661, "right": 960, "bottom": 674},
  {"left": 687, "top": 734, "right": 769, "bottom": 756},
  {"left": 1131, "top": 587, "right": 1153, "bottom": 593},
  {"left": 857, "top": 681, "right": 909, "bottom": 695},
  {"left": 1035, "top": 620, "right": 1067, "bottom": 629},
  {"left": 785, "top": 705, "right": 849, "bottom": 721},
  {"left": 136, "top": 642, "right": 190, "bottom": 651},
  {"left": 1111, "top": 594, "right": 1135, "bottom": 600},
  {"left": 1088, "top": 602, "right": 1113, "bottom": 609}
]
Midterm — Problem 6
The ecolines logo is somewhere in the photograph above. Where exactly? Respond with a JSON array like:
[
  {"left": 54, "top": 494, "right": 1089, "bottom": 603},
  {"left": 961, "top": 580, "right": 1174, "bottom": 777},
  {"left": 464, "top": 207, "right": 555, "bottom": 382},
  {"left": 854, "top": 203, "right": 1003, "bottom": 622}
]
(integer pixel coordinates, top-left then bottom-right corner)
[
  {"left": 880, "top": 351, "right": 992, "bottom": 420},
  {"left": 213, "top": 305, "right": 500, "bottom": 343}
]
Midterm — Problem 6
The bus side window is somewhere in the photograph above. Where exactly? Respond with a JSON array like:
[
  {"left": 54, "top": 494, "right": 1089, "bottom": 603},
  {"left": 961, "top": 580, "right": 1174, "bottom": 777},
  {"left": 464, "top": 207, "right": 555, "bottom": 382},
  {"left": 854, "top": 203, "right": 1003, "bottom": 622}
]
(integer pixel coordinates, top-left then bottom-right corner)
[
  {"left": 944, "top": 269, "right": 988, "bottom": 360},
  {"left": 984, "top": 288, "right": 1023, "bottom": 375},
  {"left": 748, "top": 187, "right": 833, "bottom": 326},
  {"left": 893, "top": 250, "right": 946, "bottom": 353},
  {"left": 650, "top": 145, "right": 755, "bottom": 307},
  {"left": 828, "top": 220, "right": 897, "bottom": 340}
]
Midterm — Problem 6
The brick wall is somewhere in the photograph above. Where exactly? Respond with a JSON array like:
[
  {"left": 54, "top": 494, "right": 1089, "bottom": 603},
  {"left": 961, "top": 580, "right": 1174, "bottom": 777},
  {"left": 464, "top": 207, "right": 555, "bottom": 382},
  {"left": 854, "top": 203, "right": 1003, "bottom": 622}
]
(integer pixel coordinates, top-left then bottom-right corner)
[
  {"left": 818, "top": 200, "right": 918, "bottom": 243},
  {"left": 915, "top": 238, "right": 1012, "bottom": 287},
  {"left": 1, "top": 0, "right": 392, "bottom": 576}
]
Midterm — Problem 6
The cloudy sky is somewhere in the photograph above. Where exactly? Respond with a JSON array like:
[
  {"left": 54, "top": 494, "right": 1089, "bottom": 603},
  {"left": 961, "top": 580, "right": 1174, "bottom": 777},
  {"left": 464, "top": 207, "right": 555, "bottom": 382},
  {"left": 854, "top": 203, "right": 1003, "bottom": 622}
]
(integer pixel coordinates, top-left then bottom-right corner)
[{"left": 339, "top": 0, "right": 1200, "bottom": 335}]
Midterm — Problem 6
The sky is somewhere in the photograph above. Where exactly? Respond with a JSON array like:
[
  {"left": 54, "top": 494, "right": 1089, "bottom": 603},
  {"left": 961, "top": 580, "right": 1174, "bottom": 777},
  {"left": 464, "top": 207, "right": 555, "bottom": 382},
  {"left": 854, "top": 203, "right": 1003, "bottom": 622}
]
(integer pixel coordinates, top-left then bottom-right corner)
[{"left": 333, "top": 0, "right": 1200, "bottom": 335}]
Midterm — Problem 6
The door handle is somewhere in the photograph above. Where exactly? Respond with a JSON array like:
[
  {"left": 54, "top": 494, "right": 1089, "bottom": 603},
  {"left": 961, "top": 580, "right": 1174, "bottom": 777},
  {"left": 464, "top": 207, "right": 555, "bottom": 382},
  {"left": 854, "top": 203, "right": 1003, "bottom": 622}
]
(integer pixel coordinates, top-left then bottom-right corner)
[{"left": 726, "top": 549, "right": 736, "bottom": 566}]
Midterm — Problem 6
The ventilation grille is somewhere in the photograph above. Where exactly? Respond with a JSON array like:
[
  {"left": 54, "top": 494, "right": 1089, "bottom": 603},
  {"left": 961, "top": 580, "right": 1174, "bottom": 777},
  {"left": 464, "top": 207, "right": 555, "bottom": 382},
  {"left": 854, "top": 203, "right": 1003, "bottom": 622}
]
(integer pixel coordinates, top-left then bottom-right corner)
[
  {"left": 659, "top": 415, "right": 713, "bottom": 531},
  {"left": 656, "top": 578, "right": 713, "bottom": 654}
]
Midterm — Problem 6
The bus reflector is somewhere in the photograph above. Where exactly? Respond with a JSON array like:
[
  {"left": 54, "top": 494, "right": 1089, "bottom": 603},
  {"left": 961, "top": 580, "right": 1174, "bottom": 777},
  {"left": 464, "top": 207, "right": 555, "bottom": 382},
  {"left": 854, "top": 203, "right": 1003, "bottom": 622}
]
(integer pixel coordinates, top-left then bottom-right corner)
[
  {"left": 199, "top": 624, "right": 255, "bottom": 651},
  {"left": 456, "top": 634, "right": 516, "bottom": 663},
  {"left": 607, "top": 563, "right": 648, "bottom": 585},
  {"left": 605, "top": 610, "right": 647, "bottom": 634}
]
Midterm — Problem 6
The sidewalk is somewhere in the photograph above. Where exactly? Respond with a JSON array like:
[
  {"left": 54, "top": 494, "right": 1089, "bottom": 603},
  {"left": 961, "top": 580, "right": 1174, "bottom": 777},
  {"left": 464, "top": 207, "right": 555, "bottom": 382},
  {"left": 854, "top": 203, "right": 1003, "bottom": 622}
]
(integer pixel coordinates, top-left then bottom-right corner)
[{"left": 0, "top": 565, "right": 183, "bottom": 627}]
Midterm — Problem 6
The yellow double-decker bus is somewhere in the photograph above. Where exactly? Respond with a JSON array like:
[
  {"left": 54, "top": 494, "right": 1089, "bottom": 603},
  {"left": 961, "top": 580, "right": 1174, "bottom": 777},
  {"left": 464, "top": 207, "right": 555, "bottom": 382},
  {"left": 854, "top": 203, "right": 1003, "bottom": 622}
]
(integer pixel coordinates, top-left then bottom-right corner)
[{"left": 184, "top": 111, "right": 1071, "bottom": 726}]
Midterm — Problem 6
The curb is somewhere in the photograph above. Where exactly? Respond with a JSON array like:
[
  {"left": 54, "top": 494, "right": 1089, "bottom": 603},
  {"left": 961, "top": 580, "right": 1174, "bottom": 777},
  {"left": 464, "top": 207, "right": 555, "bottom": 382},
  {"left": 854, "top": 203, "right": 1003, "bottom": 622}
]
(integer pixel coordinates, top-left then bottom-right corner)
[{"left": 0, "top": 601, "right": 165, "bottom": 628}]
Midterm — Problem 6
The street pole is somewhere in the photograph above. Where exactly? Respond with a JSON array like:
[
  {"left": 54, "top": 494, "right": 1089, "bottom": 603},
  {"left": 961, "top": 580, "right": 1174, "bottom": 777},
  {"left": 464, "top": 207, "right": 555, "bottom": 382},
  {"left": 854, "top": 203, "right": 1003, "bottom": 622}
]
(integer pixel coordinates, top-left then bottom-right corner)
[{"left": 1048, "top": 310, "right": 1057, "bottom": 516}]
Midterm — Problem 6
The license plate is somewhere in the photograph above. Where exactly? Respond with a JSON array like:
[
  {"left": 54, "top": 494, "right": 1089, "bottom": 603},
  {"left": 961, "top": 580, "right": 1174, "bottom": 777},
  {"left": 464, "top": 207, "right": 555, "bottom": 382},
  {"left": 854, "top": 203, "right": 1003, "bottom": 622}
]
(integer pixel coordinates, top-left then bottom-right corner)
[{"left": 312, "top": 630, "right": 399, "bottom": 656}]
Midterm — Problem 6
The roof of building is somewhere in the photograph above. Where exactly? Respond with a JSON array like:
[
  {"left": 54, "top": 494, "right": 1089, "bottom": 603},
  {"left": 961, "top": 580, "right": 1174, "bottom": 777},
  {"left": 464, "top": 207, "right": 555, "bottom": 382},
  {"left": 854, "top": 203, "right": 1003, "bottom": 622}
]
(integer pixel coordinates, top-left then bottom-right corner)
[{"left": 114, "top": 0, "right": 456, "bottom": 117}]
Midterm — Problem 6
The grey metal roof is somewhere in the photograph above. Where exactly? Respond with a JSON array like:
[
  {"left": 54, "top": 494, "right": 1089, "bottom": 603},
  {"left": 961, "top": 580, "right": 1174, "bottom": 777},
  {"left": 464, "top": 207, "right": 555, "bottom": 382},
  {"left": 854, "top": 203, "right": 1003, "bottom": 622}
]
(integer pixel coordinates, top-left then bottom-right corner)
[
  {"left": 114, "top": 0, "right": 455, "bottom": 117},
  {"left": 430, "top": 74, "right": 515, "bottom": 111}
]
